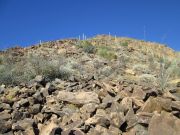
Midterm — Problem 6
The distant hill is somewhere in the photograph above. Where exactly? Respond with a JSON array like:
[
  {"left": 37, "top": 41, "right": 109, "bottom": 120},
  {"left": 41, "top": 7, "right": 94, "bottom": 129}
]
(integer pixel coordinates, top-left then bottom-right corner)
[{"left": 0, "top": 35, "right": 179, "bottom": 135}]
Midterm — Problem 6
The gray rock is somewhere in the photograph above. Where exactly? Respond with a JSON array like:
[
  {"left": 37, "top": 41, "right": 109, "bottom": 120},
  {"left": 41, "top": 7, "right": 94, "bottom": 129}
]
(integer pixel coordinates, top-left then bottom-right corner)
[
  {"left": 29, "top": 104, "right": 41, "bottom": 114},
  {"left": 0, "top": 120, "right": 12, "bottom": 134},
  {"left": 19, "top": 98, "right": 29, "bottom": 107},
  {"left": 0, "top": 103, "right": 12, "bottom": 110},
  {"left": 12, "top": 118, "right": 35, "bottom": 131},
  {"left": 40, "top": 87, "right": 49, "bottom": 97},
  {"left": 35, "top": 75, "right": 44, "bottom": 83},
  {"left": 12, "top": 111, "right": 23, "bottom": 121},
  {"left": 33, "top": 91, "right": 43, "bottom": 103},
  {"left": 0, "top": 111, "right": 11, "bottom": 121},
  {"left": 27, "top": 96, "right": 35, "bottom": 105}
]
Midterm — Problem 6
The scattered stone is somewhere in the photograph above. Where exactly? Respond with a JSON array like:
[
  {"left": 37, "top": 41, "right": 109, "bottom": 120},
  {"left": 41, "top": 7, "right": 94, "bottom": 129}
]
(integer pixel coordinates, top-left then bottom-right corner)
[
  {"left": 80, "top": 103, "right": 98, "bottom": 113},
  {"left": 18, "top": 98, "right": 29, "bottom": 107},
  {"left": 148, "top": 111, "right": 180, "bottom": 135},
  {"left": 29, "top": 104, "right": 41, "bottom": 114},
  {"left": 12, "top": 111, "right": 23, "bottom": 121},
  {"left": 0, "top": 111, "right": 11, "bottom": 121},
  {"left": 12, "top": 118, "right": 35, "bottom": 131},
  {"left": 33, "top": 91, "right": 43, "bottom": 103},
  {"left": 125, "top": 108, "right": 138, "bottom": 129},
  {"left": 132, "top": 87, "right": 146, "bottom": 100},
  {"left": 141, "top": 97, "right": 172, "bottom": 113},
  {"left": 57, "top": 91, "right": 100, "bottom": 105},
  {"left": 0, "top": 120, "right": 12, "bottom": 134},
  {"left": 110, "top": 112, "right": 125, "bottom": 128},
  {"left": 39, "top": 121, "right": 59, "bottom": 135}
]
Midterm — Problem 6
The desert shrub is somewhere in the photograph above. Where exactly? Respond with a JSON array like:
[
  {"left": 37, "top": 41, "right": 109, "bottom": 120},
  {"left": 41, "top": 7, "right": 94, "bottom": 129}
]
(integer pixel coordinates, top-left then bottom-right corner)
[
  {"left": 171, "top": 59, "right": 180, "bottom": 78},
  {"left": 76, "top": 40, "right": 96, "bottom": 54},
  {"left": 0, "top": 54, "right": 71, "bottom": 85},
  {"left": 133, "top": 64, "right": 150, "bottom": 74},
  {"left": 25, "top": 54, "right": 71, "bottom": 80},
  {"left": 97, "top": 46, "right": 117, "bottom": 60},
  {"left": 139, "top": 74, "right": 156, "bottom": 86},
  {"left": 120, "top": 41, "right": 129, "bottom": 47},
  {"left": 99, "top": 66, "right": 113, "bottom": 77},
  {"left": 157, "top": 57, "right": 178, "bottom": 91}
]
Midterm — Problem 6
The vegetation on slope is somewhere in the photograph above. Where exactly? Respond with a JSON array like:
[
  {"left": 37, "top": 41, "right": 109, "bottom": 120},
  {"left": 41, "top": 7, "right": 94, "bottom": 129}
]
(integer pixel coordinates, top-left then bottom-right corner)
[{"left": 0, "top": 35, "right": 179, "bottom": 92}]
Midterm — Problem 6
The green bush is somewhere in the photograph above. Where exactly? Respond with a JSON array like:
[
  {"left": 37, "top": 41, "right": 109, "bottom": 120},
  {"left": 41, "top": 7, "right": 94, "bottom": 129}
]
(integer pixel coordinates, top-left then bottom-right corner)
[
  {"left": 97, "top": 46, "right": 117, "bottom": 60},
  {"left": 120, "top": 41, "right": 129, "bottom": 47},
  {"left": 76, "top": 41, "right": 96, "bottom": 54}
]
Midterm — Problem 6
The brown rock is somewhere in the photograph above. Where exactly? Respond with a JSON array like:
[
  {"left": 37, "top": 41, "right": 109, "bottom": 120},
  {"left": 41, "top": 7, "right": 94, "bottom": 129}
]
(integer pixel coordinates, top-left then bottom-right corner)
[
  {"left": 132, "top": 87, "right": 146, "bottom": 100},
  {"left": 125, "top": 108, "right": 138, "bottom": 129},
  {"left": 136, "top": 112, "right": 153, "bottom": 125},
  {"left": 34, "top": 113, "right": 44, "bottom": 123},
  {"left": 85, "top": 109, "right": 110, "bottom": 127},
  {"left": 120, "top": 97, "right": 133, "bottom": 113},
  {"left": 12, "top": 118, "right": 35, "bottom": 131},
  {"left": 148, "top": 111, "right": 180, "bottom": 135},
  {"left": 39, "top": 121, "right": 58, "bottom": 135},
  {"left": 80, "top": 103, "right": 98, "bottom": 113},
  {"left": 124, "top": 124, "right": 148, "bottom": 135},
  {"left": 110, "top": 112, "right": 125, "bottom": 128},
  {"left": 163, "top": 91, "right": 179, "bottom": 101},
  {"left": 108, "top": 125, "right": 122, "bottom": 135},
  {"left": 57, "top": 91, "right": 100, "bottom": 105},
  {"left": 141, "top": 97, "right": 172, "bottom": 113}
]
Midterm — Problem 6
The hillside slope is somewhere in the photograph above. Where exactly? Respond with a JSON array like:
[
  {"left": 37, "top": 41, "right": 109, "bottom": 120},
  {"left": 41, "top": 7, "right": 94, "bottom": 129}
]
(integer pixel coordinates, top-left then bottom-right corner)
[{"left": 0, "top": 35, "right": 180, "bottom": 135}]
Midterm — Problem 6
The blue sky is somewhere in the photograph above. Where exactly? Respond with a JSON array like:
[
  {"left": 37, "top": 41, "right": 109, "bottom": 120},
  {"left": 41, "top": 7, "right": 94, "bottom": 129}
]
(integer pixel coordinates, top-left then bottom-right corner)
[{"left": 0, "top": 0, "right": 180, "bottom": 51}]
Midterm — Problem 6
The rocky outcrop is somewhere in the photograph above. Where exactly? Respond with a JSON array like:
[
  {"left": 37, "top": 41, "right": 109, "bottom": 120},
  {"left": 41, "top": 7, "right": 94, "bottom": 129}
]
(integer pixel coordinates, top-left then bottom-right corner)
[{"left": 0, "top": 75, "right": 179, "bottom": 135}]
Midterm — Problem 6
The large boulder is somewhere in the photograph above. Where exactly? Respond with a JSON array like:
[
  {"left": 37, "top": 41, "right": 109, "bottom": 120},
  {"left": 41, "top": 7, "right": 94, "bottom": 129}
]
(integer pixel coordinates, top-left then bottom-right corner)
[{"left": 148, "top": 111, "right": 180, "bottom": 135}]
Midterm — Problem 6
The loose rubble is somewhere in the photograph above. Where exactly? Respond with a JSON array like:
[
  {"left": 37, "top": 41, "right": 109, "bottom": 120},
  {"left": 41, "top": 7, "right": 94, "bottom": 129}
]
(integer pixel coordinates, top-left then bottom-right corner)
[{"left": 0, "top": 75, "right": 179, "bottom": 135}]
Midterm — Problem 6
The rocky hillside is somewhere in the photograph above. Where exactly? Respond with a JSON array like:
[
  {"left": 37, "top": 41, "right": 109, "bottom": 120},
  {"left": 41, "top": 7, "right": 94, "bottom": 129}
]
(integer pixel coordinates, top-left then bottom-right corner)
[{"left": 0, "top": 35, "right": 180, "bottom": 135}]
